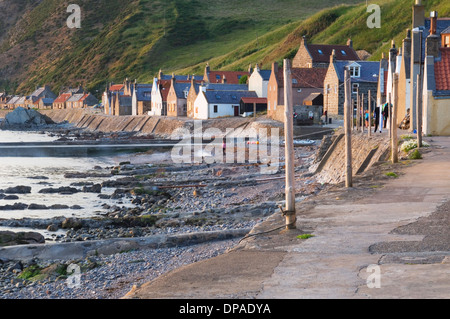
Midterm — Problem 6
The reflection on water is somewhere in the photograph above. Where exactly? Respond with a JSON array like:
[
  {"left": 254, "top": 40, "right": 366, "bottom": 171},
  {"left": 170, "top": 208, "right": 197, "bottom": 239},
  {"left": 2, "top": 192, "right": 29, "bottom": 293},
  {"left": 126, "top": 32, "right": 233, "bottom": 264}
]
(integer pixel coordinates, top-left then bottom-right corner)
[{"left": 0, "top": 130, "right": 135, "bottom": 222}]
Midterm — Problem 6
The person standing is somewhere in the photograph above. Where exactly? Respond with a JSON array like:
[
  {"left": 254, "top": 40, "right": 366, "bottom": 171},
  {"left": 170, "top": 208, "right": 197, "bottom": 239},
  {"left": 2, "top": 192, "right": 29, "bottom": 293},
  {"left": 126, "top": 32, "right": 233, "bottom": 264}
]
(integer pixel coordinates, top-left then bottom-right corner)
[
  {"left": 374, "top": 105, "right": 381, "bottom": 133},
  {"left": 383, "top": 102, "right": 389, "bottom": 129}
]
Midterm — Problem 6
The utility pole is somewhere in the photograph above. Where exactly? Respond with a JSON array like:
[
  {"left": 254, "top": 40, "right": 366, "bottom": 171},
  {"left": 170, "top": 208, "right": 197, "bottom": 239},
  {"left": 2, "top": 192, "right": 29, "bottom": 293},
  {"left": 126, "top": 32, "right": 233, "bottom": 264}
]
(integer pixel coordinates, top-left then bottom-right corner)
[
  {"left": 368, "top": 90, "right": 372, "bottom": 137},
  {"left": 344, "top": 69, "right": 353, "bottom": 188},
  {"left": 392, "top": 74, "right": 399, "bottom": 163},
  {"left": 416, "top": 73, "right": 423, "bottom": 148},
  {"left": 283, "top": 59, "right": 296, "bottom": 230}
]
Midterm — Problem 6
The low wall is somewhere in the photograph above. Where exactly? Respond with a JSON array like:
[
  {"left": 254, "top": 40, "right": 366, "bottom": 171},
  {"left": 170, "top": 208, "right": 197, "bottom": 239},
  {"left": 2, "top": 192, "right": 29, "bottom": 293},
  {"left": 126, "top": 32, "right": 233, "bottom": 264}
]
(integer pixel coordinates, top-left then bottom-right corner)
[{"left": 311, "top": 129, "right": 391, "bottom": 185}]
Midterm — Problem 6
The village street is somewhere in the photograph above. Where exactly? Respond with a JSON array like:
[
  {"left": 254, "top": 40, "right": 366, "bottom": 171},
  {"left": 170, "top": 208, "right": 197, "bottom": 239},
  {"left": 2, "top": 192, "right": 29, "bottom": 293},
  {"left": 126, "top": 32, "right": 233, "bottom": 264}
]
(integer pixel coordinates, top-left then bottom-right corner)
[{"left": 126, "top": 134, "right": 450, "bottom": 299}]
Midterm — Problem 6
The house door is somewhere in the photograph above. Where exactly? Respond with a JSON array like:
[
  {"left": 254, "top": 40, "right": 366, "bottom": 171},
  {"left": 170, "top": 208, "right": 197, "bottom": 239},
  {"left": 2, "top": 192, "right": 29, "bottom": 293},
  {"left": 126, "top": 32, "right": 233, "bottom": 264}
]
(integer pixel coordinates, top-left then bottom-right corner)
[{"left": 234, "top": 105, "right": 239, "bottom": 116}]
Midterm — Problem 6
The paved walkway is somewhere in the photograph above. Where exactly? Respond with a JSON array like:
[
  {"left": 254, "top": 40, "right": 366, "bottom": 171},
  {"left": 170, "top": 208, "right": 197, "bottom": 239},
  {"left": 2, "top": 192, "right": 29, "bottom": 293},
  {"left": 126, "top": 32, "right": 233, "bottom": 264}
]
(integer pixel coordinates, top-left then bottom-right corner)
[{"left": 125, "top": 136, "right": 450, "bottom": 299}]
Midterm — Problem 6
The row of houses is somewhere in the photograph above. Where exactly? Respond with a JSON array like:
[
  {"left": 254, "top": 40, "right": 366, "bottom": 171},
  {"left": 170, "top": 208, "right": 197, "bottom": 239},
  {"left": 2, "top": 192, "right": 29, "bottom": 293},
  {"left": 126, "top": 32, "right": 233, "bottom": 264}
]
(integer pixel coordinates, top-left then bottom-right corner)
[
  {"left": 0, "top": 85, "right": 99, "bottom": 111},
  {"left": 2, "top": 1, "right": 449, "bottom": 135}
]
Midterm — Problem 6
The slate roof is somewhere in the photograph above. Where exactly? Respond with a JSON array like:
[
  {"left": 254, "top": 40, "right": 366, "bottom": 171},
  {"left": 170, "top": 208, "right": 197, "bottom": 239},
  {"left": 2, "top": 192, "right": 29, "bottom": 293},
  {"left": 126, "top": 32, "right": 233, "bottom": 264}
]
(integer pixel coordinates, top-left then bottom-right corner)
[
  {"left": 276, "top": 67, "right": 328, "bottom": 88},
  {"left": 435, "top": 48, "right": 450, "bottom": 91},
  {"left": 6, "top": 96, "right": 20, "bottom": 104},
  {"left": 173, "top": 82, "right": 192, "bottom": 98},
  {"left": 15, "top": 96, "right": 27, "bottom": 104},
  {"left": 40, "top": 98, "right": 55, "bottom": 104},
  {"left": 203, "top": 90, "right": 258, "bottom": 104},
  {"left": 160, "top": 75, "right": 203, "bottom": 82},
  {"left": 307, "top": 44, "right": 360, "bottom": 63},
  {"left": 204, "top": 83, "right": 248, "bottom": 91},
  {"left": 135, "top": 85, "right": 152, "bottom": 102},
  {"left": 67, "top": 93, "right": 85, "bottom": 102},
  {"left": 334, "top": 61, "right": 380, "bottom": 83}
]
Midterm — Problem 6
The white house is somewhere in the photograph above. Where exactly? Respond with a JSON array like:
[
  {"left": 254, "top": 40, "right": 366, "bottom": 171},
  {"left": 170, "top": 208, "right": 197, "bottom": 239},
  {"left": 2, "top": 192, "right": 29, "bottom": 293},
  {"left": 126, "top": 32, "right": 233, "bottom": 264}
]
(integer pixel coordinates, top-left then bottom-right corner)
[
  {"left": 193, "top": 87, "right": 258, "bottom": 120},
  {"left": 248, "top": 64, "right": 271, "bottom": 98},
  {"left": 149, "top": 78, "right": 169, "bottom": 116}
]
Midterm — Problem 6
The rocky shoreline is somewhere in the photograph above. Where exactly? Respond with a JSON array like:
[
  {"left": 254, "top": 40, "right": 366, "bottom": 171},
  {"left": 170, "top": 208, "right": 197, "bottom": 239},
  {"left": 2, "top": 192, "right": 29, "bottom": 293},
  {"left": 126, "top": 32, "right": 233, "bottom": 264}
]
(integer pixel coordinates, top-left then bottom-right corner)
[{"left": 0, "top": 124, "right": 324, "bottom": 299}]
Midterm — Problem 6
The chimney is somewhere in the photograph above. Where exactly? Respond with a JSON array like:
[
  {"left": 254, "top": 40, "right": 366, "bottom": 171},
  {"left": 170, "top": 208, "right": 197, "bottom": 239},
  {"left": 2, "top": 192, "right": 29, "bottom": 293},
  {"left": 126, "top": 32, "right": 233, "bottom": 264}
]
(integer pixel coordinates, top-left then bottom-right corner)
[
  {"left": 248, "top": 64, "right": 253, "bottom": 74},
  {"left": 158, "top": 69, "right": 163, "bottom": 80},
  {"left": 272, "top": 62, "right": 278, "bottom": 76},
  {"left": 413, "top": 0, "right": 425, "bottom": 28},
  {"left": 301, "top": 36, "right": 307, "bottom": 48},
  {"left": 330, "top": 49, "right": 336, "bottom": 64},
  {"left": 347, "top": 38, "right": 353, "bottom": 48},
  {"left": 430, "top": 11, "right": 438, "bottom": 35},
  {"left": 402, "top": 29, "right": 412, "bottom": 60}
]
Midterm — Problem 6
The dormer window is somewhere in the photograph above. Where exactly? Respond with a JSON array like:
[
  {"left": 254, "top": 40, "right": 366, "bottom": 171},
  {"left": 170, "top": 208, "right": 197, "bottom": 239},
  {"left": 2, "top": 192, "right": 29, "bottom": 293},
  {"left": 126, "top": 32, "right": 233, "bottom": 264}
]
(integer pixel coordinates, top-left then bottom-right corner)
[{"left": 349, "top": 65, "right": 360, "bottom": 77}]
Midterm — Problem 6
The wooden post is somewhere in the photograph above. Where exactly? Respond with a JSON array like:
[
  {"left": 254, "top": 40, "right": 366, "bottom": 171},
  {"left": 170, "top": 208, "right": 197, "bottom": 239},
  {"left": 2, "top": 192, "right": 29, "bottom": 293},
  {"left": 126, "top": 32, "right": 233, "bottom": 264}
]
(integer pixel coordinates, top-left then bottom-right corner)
[
  {"left": 388, "top": 93, "right": 392, "bottom": 138},
  {"left": 344, "top": 69, "right": 353, "bottom": 188},
  {"left": 392, "top": 74, "right": 398, "bottom": 163},
  {"left": 253, "top": 102, "right": 256, "bottom": 119},
  {"left": 368, "top": 90, "right": 372, "bottom": 137},
  {"left": 416, "top": 74, "right": 423, "bottom": 148},
  {"left": 283, "top": 59, "right": 296, "bottom": 230},
  {"left": 356, "top": 88, "right": 360, "bottom": 131},
  {"left": 361, "top": 93, "right": 365, "bottom": 133},
  {"left": 351, "top": 98, "right": 355, "bottom": 131}
]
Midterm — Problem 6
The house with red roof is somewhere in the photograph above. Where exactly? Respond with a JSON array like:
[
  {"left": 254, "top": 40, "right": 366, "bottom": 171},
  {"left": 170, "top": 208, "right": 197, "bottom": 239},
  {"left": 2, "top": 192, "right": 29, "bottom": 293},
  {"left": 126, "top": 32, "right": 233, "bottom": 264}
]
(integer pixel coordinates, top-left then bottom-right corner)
[
  {"left": 423, "top": 38, "right": 450, "bottom": 135},
  {"left": 203, "top": 63, "right": 250, "bottom": 85},
  {"left": 53, "top": 93, "right": 72, "bottom": 109},
  {"left": 292, "top": 36, "right": 360, "bottom": 69}
]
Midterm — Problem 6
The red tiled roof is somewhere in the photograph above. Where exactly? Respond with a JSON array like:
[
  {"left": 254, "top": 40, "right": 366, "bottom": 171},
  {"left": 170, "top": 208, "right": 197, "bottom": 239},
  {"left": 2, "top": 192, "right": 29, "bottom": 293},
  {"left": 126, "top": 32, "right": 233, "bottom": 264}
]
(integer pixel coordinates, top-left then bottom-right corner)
[
  {"left": 53, "top": 93, "right": 72, "bottom": 103},
  {"left": 207, "top": 71, "right": 249, "bottom": 84},
  {"left": 307, "top": 44, "right": 360, "bottom": 63},
  {"left": 159, "top": 80, "right": 171, "bottom": 101},
  {"left": 241, "top": 97, "right": 267, "bottom": 104},
  {"left": 435, "top": 48, "right": 450, "bottom": 91},
  {"left": 276, "top": 67, "right": 328, "bottom": 88},
  {"left": 109, "top": 84, "right": 124, "bottom": 92}
]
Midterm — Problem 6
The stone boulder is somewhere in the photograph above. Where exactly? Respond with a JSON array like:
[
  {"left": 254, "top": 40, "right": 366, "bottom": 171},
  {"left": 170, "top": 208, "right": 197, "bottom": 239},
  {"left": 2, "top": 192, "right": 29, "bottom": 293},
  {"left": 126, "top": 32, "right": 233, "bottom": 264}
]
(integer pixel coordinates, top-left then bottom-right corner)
[
  {"left": 1, "top": 107, "right": 54, "bottom": 128},
  {"left": 0, "top": 231, "right": 45, "bottom": 247}
]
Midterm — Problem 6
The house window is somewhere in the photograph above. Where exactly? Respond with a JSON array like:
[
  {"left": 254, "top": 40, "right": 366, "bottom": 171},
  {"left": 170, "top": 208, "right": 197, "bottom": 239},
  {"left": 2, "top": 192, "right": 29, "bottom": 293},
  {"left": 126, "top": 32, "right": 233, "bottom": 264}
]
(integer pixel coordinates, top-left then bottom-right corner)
[
  {"left": 349, "top": 66, "right": 360, "bottom": 77},
  {"left": 352, "top": 83, "right": 359, "bottom": 94},
  {"left": 214, "top": 105, "right": 218, "bottom": 113},
  {"left": 292, "top": 79, "right": 298, "bottom": 84},
  {"left": 445, "top": 36, "right": 450, "bottom": 48}
]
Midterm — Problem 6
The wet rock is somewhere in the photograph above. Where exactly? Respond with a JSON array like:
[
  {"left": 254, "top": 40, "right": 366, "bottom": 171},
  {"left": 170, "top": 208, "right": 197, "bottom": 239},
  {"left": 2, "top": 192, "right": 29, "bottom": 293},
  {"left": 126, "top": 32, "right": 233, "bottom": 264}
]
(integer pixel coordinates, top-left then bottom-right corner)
[
  {"left": 3, "top": 195, "right": 19, "bottom": 200},
  {"left": 0, "top": 203, "right": 28, "bottom": 210},
  {"left": 82, "top": 184, "right": 102, "bottom": 193},
  {"left": 39, "top": 187, "right": 78, "bottom": 194},
  {"left": 61, "top": 218, "right": 83, "bottom": 230},
  {"left": 1, "top": 107, "right": 54, "bottom": 128},
  {"left": 28, "top": 204, "right": 49, "bottom": 210},
  {"left": 2, "top": 186, "right": 32, "bottom": 194},
  {"left": 0, "top": 231, "right": 45, "bottom": 247},
  {"left": 46, "top": 224, "right": 59, "bottom": 232}
]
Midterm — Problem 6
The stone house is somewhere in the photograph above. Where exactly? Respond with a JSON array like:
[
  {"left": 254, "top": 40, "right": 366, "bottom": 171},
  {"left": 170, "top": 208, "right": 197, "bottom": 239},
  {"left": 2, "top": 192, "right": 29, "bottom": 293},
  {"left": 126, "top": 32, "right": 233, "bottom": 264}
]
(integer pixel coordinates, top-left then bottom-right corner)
[
  {"left": 132, "top": 84, "right": 152, "bottom": 116},
  {"left": 53, "top": 93, "right": 72, "bottom": 109},
  {"left": 267, "top": 61, "right": 327, "bottom": 122},
  {"left": 26, "top": 85, "right": 57, "bottom": 109},
  {"left": 323, "top": 51, "right": 379, "bottom": 116},
  {"left": 292, "top": 36, "right": 360, "bottom": 69},
  {"left": 38, "top": 98, "right": 55, "bottom": 109},
  {"left": 150, "top": 78, "right": 171, "bottom": 116},
  {"left": 5, "top": 96, "right": 20, "bottom": 109},
  {"left": 167, "top": 78, "right": 192, "bottom": 117},
  {"left": 248, "top": 64, "right": 271, "bottom": 98},
  {"left": 66, "top": 93, "right": 85, "bottom": 109},
  {"left": 103, "top": 83, "right": 124, "bottom": 115}
]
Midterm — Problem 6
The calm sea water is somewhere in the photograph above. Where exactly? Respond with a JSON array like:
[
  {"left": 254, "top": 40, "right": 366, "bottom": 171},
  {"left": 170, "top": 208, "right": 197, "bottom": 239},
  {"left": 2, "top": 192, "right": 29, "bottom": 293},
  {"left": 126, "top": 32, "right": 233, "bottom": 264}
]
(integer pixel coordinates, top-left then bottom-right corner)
[{"left": 0, "top": 130, "right": 134, "bottom": 222}]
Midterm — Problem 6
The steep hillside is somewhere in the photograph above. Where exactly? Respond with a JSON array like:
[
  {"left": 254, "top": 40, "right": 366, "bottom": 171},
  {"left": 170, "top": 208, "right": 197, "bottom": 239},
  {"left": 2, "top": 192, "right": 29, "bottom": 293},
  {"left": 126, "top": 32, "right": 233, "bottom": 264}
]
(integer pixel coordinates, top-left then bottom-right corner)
[{"left": 0, "top": 0, "right": 361, "bottom": 95}]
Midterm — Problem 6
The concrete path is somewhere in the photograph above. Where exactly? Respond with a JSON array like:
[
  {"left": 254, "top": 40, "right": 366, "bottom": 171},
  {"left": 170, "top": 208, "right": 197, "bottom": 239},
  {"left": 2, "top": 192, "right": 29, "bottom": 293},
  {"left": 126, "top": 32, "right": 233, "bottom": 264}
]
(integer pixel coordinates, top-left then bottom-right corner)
[{"left": 126, "top": 136, "right": 450, "bottom": 299}]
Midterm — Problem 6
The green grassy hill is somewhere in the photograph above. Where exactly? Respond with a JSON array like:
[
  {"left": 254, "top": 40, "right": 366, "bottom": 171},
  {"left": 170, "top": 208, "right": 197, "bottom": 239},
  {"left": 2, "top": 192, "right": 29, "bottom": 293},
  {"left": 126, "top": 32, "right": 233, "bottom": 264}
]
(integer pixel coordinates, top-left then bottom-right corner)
[{"left": 0, "top": 0, "right": 449, "bottom": 96}]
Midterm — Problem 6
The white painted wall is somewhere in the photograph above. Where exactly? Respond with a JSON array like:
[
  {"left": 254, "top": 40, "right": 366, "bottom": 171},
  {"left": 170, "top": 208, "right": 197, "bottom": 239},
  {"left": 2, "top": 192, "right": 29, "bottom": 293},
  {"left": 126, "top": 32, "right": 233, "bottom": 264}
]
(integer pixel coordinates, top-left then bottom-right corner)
[{"left": 249, "top": 69, "right": 268, "bottom": 98}]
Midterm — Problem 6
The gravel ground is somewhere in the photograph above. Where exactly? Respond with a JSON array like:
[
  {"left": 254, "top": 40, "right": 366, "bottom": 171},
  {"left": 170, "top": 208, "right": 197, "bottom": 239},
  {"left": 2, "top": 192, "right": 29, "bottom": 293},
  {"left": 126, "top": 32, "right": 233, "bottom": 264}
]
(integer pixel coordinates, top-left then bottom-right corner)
[{"left": 0, "top": 238, "right": 240, "bottom": 299}]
